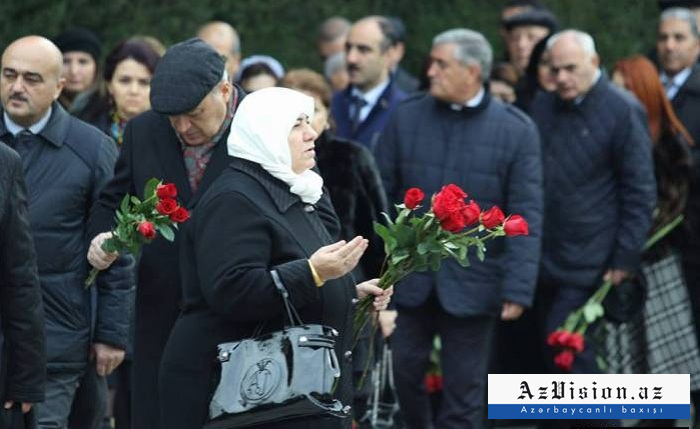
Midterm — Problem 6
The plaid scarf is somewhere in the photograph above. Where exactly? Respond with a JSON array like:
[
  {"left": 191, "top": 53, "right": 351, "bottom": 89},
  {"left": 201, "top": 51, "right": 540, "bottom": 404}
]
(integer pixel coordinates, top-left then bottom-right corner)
[{"left": 181, "top": 89, "right": 238, "bottom": 192}]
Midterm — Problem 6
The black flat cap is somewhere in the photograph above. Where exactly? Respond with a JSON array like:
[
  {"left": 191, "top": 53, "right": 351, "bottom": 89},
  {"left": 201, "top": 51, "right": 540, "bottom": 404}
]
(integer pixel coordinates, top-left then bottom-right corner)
[
  {"left": 503, "top": 9, "right": 559, "bottom": 32},
  {"left": 150, "top": 38, "right": 226, "bottom": 115},
  {"left": 658, "top": 0, "right": 700, "bottom": 9}
]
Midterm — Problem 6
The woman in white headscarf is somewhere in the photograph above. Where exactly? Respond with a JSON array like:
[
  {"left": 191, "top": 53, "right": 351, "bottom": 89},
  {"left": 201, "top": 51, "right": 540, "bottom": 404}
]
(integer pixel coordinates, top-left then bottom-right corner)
[{"left": 158, "top": 87, "right": 391, "bottom": 429}]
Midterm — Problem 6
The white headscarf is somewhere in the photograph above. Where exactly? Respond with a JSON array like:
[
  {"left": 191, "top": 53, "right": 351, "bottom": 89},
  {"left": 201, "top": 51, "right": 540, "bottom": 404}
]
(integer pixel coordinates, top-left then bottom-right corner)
[{"left": 227, "top": 87, "right": 324, "bottom": 204}]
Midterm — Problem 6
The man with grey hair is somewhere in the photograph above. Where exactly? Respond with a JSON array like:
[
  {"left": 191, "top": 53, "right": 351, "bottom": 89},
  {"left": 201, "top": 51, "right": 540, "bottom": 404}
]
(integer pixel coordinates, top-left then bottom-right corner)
[
  {"left": 197, "top": 21, "right": 242, "bottom": 78},
  {"left": 529, "top": 30, "right": 656, "bottom": 428},
  {"left": 657, "top": 8, "right": 700, "bottom": 424},
  {"left": 375, "top": 28, "right": 543, "bottom": 428},
  {"left": 86, "top": 38, "right": 245, "bottom": 429}
]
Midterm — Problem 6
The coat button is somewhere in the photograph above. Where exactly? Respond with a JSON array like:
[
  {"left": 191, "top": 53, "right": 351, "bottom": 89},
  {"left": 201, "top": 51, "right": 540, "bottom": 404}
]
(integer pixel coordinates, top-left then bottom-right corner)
[{"left": 344, "top": 350, "right": 352, "bottom": 361}]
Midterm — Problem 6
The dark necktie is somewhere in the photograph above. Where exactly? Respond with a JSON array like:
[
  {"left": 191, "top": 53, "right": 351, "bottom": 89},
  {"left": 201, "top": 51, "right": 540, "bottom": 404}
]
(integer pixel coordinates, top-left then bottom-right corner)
[{"left": 350, "top": 95, "right": 368, "bottom": 133}]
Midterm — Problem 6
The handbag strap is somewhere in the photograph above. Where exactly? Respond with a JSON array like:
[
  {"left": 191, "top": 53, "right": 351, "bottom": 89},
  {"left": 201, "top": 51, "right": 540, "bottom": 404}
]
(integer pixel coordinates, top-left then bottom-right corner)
[{"left": 270, "top": 269, "right": 303, "bottom": 326}]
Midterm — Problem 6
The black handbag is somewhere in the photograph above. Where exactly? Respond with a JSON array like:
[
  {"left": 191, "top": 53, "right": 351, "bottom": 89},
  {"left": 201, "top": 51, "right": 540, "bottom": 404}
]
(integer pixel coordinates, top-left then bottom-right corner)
[
  {"left": 603, "top": 274, "right": 647, "bottom": 324},
  {"left": 0, "top": 406, "right": 36, "bottom": 429},
  {"left": 205, "top": 270, "right": 350, "bottom": 428}
]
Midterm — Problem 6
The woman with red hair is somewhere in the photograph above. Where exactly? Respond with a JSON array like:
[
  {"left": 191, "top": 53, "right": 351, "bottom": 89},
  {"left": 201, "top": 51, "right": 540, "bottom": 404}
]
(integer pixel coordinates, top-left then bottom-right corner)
[{"left": 610, "top": 55, "right": 700, "bottom": 428}]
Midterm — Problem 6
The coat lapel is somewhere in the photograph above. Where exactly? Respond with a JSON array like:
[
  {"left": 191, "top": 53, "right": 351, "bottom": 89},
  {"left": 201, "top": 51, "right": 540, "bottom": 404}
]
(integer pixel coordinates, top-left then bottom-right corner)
[{"left": 153, "top": 122, "right": 193, "bottom": 204}]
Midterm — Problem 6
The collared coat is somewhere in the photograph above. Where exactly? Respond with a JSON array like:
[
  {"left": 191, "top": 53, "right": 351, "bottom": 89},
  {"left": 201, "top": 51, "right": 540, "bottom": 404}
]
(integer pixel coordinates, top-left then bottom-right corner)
[
  {"left": 159, "top": 158, "right": 354, "bottom": 429},
  {"left": 0, "top": 142, "right": 45, "bottom": 404},
  {"left": 376, "top": 91, "right": 544, "bottom": 314},
  {"left": 88, "top": 87, "right": 244, "bottom": 429},
  {"left": 0, "top": 103, "right": 129, "bottom": 372}
]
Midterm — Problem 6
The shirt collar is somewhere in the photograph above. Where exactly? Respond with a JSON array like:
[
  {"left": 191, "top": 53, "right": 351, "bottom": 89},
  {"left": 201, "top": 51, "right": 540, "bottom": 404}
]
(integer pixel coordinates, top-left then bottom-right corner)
[
  {"left": 661, "top": 67, "right": 692, "bottom": 89},
  {"left": 4, "top": 107, "right": 52, "bottom": 136},
  {"left": 451, "top": 86, "right": 485, "bottom": 110},
  {"left": 573, "top": 69, "right": 602, "bottom": 105},
  {"left": 352, "top": 78, "right": 390, "bottom": 108}
]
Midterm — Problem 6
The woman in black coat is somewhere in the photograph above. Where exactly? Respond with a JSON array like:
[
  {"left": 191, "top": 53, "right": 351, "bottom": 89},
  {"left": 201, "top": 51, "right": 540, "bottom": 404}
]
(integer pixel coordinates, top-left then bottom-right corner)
[{"left": 158, "top": 87, "right": 392, "bottom": 428}]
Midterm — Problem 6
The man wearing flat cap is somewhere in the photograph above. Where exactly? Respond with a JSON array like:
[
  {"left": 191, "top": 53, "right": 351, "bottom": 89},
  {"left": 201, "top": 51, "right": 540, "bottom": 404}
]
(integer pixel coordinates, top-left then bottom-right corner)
[{"left": 86, "top": 38, "right": 245, "bottom": 429}]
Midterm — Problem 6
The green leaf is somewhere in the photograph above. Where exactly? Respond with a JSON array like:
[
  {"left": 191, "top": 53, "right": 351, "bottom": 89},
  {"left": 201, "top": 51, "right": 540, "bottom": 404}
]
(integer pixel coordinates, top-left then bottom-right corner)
[
  {"left": 380, "top": 212, "right": 394, "bottom": 227},
  {"left": 144, "top": 177, "right": 160, "bottom": 199},
  {"left": 130, "top": 196, "right": 141, "bottom": 206},
  {"left": 475, "top": 244, "right": 486, "bottom": 262},
  {"left": 374, "top": 222, "right": 397, "bottom": 252},
  {"left": 417, "top": 242, "right": 429, "bottom": 255},
  {"left": 120, "top": 193, "right": 130, "bottom": 214},
  {"left": 393, "top": 224, "right": 416, "bottom": 248},
  {"left": 583, "top": 303, "right": 604, "bottom": 324},
  {"left": 391, "top": 252, "right": 410, "bottom": 265},
  {"left": 158, "top": 223, "right": 175, "bottom": 241}
]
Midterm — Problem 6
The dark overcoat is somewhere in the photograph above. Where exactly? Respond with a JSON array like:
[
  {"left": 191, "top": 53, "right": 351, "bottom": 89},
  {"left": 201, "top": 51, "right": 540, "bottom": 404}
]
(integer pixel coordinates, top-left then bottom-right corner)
[
  {"left": 88, "top": 91, "right": 240, "bottom": 428},
  {"left": 0, "top": 143, "right": 45, "bottom": 404},
  {"left": 159, "top": 158, "right": 355, "bottom": 429},
  {"left": 669, "top": 65, "right": 700, "bottom": 258}
]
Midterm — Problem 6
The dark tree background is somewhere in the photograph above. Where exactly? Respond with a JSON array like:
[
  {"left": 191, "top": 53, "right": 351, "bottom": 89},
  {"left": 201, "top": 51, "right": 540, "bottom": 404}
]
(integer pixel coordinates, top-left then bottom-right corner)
[{"left": 0, "top": 0, "right": 659, "bottom": 75}]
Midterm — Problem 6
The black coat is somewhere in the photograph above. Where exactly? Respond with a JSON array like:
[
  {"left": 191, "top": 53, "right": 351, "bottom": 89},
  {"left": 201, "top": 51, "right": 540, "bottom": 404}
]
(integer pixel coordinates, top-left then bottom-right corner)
[
  {"left": 315, "top": 132, "right": 387, "bottom": 280},
  {"left": 376, "top": 91, "right": 543, "bottom": 314},
  {"left": 0, "top": 143, "right": 45, "bottom": 404},
  {"left": 669, "top": 65, "right": 700, "bottom": 256},
  {"left": 0, "top": 104, "right": 129, "bottom": 371},
  {"left": 89, "top": 91, "right": 240, "bottom": 428},
  {"left": 159, "top": 158, "right": 355, "bottom": 429},
  {"left": 529, "top": 73, "right": 657, "bottom": 288}
]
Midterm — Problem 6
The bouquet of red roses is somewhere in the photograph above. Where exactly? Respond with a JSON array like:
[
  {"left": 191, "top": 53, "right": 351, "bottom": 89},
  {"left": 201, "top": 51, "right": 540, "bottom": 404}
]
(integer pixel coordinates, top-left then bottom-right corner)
[
  {"left": 546, "top": 214, "right": 684, "bottom": 371},
  {"left": 85, "top": 178, "right": 189, "bottom": 286},
  {"left": 353, "top": 184, "right": 529, "bottom": 339}
]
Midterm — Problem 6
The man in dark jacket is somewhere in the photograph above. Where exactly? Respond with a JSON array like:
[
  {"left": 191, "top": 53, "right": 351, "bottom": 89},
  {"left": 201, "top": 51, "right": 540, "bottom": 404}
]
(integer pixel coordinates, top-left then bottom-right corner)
[
  {"left": 529, "top": 30, "right": 656, "bottom": 428},
  {"left": 0, "top": 142, "right": 45, "bottom": 418},
  {"left": 656, "top": 7, "right": 700, "bottom": 422},
  {"left": 0, "top": 36, "right": 130, "bottom": 428},
  {"left": 375, "top": 28, "right": 543, "bottom": 428},
  {"left": 87, "top": 38, "right": 245, "bottom": 429},
  {"left": 331, "top": 16, "right": 406, "bottom": 152}
]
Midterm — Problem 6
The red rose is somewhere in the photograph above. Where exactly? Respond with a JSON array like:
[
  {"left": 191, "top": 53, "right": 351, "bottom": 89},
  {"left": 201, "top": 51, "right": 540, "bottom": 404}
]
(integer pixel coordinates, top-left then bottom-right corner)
[
  {"left": 481, "top": 206, "right": 505, "bottom": 229},
  {"left": 433, "top": 184, "right": 468, "bottom": 232},
  {"left": 156, "top": 183, "right": 178, "bottom": 199},
  {"left": 503, "top": 215, "right": 529, "bottom": 236},
  {"left": 137, "top": 221, "right": 156, "bottom": 240},
  {"left": 462, "top": 200, "right": 481, "bottom": 226},
  {"left": 425, "top": 374, "right": 443, "bottom": 394},
  {"left": 156, "top": 198, "right": 178, "bottom": 215},
  {"left": 404, "top": 187, "right": 425, "bottom": 210},
  {"left": 546, "top": 330, "right": 563, "bottom": 347},
  {"left": 439, "top": 214, "right": 466, "bottom": 233},
  {"left": 563, "top": 332, "right": 585, "bottom": 353},
  {"left": 169, "top": 206, "right": 190, "bottom": 223},
  {"left": 554, "top": 350, "right": 575, "bottom": 372}
]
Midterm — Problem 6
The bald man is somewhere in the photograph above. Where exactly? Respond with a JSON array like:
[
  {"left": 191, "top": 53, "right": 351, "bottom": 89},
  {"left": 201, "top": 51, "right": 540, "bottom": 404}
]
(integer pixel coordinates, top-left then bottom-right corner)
[
  {"left": 0, "top": 36, "right": 131, "bottom": 428},
  {"left": 529, "top": 31, "right": 655, "bottom": 428},
  {"left": 197, "top": 21, "right": 241, "bottom": 77}
]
